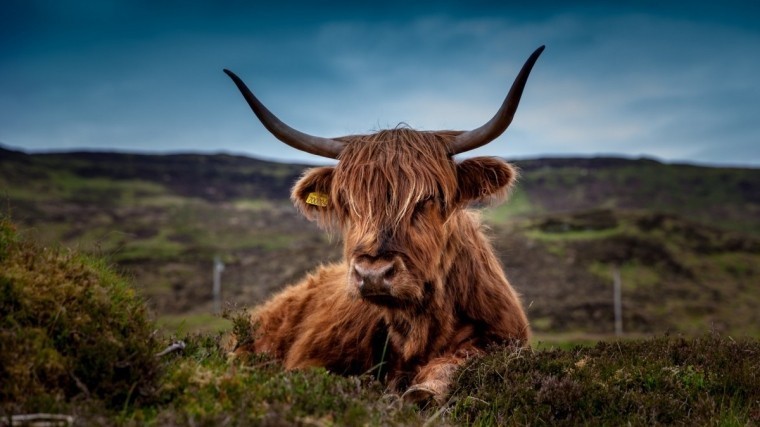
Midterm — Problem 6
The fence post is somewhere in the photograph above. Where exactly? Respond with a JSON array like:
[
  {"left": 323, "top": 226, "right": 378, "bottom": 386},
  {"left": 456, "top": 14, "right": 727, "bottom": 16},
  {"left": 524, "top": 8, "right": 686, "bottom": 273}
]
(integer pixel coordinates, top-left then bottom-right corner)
[
  {"left": 613, "top": 265, "right": 623, "bottom": 336},
  {"left": 213, "top": 255, "right": 225, "bottom": 314}
]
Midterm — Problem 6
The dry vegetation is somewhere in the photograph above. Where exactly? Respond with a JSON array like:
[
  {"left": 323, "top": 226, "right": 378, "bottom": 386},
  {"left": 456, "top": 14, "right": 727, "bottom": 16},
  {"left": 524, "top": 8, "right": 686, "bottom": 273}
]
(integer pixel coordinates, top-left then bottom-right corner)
[
  {"left": 3, "top": 147, "right": 758, "bottom": 339},
  {"left": 2, "top": 217, "right": 759, "bottom": 425},
  {"left": 1, "top": 147, "right": 759, "bottom": 424}
]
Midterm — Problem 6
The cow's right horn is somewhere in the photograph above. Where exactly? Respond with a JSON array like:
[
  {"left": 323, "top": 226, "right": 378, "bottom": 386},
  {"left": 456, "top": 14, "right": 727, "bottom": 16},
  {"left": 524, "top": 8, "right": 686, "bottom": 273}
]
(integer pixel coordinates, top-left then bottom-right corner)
[
  {"left": 449, "top": 45, "right": 545, "bottom": 155},
  {"left": 224, "top": 69, "right": 347, "bottom": 159}
]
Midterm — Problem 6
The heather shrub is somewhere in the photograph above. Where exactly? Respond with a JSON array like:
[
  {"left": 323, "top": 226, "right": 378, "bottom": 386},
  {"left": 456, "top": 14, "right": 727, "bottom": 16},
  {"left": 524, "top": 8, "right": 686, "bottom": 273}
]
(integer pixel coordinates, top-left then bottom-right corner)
[
  {"left": 450, "top": 335, "right": 760, "bottom": 425},
  {"left": 0, "top": 215, "right": 161, "bottom": 414}
]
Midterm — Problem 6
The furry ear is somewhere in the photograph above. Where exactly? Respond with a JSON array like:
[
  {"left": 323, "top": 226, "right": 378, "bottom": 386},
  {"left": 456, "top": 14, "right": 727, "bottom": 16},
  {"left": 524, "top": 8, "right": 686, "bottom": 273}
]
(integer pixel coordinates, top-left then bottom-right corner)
[
  {"left": 456, "top": 157, "right": 518, "bottom": 204},
  {"left": 291, "top": 166, "right": 336, "bottom": 227}
]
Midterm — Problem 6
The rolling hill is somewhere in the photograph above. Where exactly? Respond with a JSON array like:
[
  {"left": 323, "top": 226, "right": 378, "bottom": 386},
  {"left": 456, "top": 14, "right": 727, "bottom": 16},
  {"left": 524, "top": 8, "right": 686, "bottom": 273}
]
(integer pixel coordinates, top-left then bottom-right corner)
[{"left": 1, "top": 146, "right": 758, "bottom": 337}]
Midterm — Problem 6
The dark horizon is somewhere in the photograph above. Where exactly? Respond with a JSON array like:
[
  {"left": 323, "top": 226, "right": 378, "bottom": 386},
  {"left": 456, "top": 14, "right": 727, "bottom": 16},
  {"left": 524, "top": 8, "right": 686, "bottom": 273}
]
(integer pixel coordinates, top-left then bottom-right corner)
[{"left": 3, "top": 142, "right": 757, "bottom": 170}]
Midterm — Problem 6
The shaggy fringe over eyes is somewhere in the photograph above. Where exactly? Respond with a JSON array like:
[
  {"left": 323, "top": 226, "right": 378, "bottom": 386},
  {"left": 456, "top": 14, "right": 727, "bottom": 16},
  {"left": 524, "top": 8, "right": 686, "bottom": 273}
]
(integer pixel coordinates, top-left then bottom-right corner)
[
  {"left": 333, "top": 127, "right": 461, "bottom": 230},
  {"left": 292, "top": 126, "right": 517, "bottom": 233}
]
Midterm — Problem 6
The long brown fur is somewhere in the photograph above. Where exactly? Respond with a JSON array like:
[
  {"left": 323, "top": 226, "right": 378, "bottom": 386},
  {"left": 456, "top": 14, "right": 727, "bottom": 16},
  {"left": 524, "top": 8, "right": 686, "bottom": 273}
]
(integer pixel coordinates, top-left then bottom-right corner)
[{"left": 233, "top": 127, "right": 529, "bottom": 403}]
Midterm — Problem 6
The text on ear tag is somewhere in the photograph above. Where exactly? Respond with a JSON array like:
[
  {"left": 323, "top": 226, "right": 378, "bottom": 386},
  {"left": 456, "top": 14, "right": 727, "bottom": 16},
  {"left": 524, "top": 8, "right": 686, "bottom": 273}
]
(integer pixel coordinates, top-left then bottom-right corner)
[{"left": 306, "top": 192, "right": 329, "bottom": 207}]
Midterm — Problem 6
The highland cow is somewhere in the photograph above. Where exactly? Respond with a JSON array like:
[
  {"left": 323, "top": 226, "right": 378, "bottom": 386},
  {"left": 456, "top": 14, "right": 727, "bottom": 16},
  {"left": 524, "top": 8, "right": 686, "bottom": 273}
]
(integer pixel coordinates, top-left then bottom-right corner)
[{"left": 223, "top": 46, "right": 544, "bottom": 403}]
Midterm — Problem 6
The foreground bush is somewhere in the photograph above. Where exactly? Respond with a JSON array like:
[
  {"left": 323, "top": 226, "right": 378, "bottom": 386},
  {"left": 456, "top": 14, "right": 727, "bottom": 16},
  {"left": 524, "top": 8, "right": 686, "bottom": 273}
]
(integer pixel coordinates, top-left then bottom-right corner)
[
  {"left": 141, "top": 334, "right": 421, "bottom": 426},
  {"left": 0, "top": 216, "right": 161, "bottom": 414},
  {"left": 450, "top": 335, "right": 760, "bottom": 425},
  {"left": 0, "top": 218, "right": 420, "bottom": 425}
]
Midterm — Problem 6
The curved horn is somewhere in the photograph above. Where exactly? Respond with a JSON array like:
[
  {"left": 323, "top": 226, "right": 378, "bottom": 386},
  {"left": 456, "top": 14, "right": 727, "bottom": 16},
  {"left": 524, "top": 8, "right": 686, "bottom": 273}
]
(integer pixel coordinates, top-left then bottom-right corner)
[
  {"left": 223, "top": 69, "right": 346, "bottom": 159},
  {"left": 449, "top": 45, "right": 545, "bottom": 155}
]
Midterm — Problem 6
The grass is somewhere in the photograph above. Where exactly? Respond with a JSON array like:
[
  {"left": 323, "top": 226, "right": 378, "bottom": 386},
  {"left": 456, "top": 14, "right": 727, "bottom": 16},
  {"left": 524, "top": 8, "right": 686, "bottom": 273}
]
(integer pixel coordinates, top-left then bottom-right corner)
[
  {"left": 113, "top": 231, "right": 187, "bottom": 262},
  {"left": 157, "top": 313, "right": 233, "bottom": 335},
  {"left": 2, "top": 214, "right": 759, "bottom": 425},
  {"left": 588, "top": 261, "right": 662, "bottom": 291},
  {"left": 482, "top": 187, "right": 537, "bottom": 223},
  {"left": 449, "top": 335, "right": 760, "bottom": 425},
  {"left": 511, "top": 209, "right": 760, "bottom": 337},
  {"left": 0, "top": 167, "right": 169, "bottom": 206},
  {"left": 526, "top": 226, "right": 623, "bottom": 242},
  {"left": 232, "top": 199, "right": 276, "bottom": 212},
  {"left": 516, "top": 160, "right": 760, "bottom": 236},
  {"left": 0, "top": 215, "right": 161, "bottom": 413},
  {"left": 5, "top": 150, "right": 758, "bottom": 336},
  {"left": 197, "top": 231, "right": 299, "bottom": 252},
  {"left": 0, "top": 214, "right": 422, "bottom": 425},
  {"left": 142, "top": 336, "right": 422, "bottom": 426},
  {"left": 531, "top": 333, "right": 605, "bottom": 351}
]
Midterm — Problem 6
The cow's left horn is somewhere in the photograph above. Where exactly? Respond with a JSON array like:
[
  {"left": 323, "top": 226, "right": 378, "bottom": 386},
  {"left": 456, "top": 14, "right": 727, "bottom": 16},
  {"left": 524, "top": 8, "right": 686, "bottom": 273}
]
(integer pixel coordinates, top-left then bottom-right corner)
[
  {"left": 224, "top": 69, "right": 347, "bottom": 159},
  {"left": 449, "top": 45, "right": 545, "bottom": 155}
]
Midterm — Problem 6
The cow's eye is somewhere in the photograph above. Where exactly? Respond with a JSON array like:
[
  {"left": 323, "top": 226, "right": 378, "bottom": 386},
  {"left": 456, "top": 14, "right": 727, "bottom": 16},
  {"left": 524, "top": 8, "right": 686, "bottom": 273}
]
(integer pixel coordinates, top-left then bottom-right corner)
[
  {"left": 412, "top": 198, "right": 434, "bottom": 220},
  {"left": 336, "top": 193, "right": 352, "bottom": 219}
]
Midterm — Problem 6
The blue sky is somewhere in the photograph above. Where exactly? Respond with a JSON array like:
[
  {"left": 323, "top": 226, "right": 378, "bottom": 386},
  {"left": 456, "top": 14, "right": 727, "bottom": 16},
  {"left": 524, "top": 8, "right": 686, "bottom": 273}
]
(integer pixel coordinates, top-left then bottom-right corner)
[{"left": 1, "top": 1, "right": 759, "bottom": 166}]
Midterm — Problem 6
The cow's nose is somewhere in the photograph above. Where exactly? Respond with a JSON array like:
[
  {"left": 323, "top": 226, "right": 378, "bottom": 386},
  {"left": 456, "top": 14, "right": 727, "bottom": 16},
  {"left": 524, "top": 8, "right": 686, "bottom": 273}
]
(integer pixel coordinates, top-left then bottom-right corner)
[{"left": 352, "top": 258, "right": 397, "bottom": 296}]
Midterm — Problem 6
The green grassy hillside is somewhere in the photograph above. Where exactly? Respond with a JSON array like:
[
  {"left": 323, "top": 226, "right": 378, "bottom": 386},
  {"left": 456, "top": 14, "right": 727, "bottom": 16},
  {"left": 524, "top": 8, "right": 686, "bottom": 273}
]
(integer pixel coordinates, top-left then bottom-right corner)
[
  {"left": 491, "top": 157, "right": 760, "bottom": 235},
  {"left": 496, "top": 210, "right": 760, "bottom": 337},
  {"left": 2, "top": 217, "right": 758, "bottom": 425},
  {"left": 1, "top": 146, "right": 758, "bottom": 339},
  {"left": 2, "top": 144, "right": 759, "bottom": 424}
]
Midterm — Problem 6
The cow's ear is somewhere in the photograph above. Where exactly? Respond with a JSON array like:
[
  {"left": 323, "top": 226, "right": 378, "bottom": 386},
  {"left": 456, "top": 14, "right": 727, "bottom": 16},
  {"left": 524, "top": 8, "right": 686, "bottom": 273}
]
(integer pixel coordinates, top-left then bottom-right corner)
[
  {"left": 456, "top": 157, "right": 518, "bottom": 204},
  {"left": 292, "top": 166, "right": 337, "bottom": 228}
]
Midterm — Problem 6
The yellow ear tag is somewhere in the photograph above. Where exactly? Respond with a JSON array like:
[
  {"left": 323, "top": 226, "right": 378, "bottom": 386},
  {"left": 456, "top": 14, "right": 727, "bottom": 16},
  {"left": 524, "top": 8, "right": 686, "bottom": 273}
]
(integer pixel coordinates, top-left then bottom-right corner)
[{"left": 305, "top": 192, "right": 329, "bottom": 207}]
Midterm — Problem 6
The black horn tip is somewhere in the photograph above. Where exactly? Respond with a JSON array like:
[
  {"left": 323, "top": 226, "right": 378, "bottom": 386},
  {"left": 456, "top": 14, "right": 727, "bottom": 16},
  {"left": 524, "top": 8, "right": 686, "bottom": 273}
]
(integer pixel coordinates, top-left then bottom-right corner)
[
  {"left": 448, "top": 45, "right": 545, "bottom": 155},
  {"left": 223, "top": 69, "right": 249, "bottom": 92},
  {"left": 222, "top": 66, "right": 345, "bottom": 159},
  {"left": 531, "top": 45, "right": 546, "bottom": 60}
]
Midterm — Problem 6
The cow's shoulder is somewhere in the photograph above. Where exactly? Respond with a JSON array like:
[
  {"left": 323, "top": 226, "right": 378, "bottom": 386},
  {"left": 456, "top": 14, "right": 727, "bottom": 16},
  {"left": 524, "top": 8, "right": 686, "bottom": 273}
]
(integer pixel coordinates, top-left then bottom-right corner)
[{"left": 303, "top": 262, "right": 347, "bottom": 290}]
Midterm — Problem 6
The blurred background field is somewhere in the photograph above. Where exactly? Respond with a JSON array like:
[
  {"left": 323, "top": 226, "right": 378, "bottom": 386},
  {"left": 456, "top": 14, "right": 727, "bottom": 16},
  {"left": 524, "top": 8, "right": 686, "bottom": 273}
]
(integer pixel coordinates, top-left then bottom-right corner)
[{"left": 2, "top": 145, "right": 758, "bottom": 344}]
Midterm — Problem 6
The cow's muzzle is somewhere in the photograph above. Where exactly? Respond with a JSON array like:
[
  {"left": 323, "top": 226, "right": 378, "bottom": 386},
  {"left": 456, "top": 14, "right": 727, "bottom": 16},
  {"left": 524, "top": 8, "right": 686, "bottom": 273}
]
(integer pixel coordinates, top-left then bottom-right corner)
[{"left": 351, "top": 256, "right": 401, "bottom": 300}]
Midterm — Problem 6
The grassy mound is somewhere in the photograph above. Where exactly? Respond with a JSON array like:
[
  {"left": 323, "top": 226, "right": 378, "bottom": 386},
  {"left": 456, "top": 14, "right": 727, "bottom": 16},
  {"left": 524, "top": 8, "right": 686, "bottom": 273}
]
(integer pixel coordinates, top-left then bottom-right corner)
[
  {"left": 450, "top": 335, "right": 760, "bottom": 425},
  {"left": 1, "top": 214, "right": 758, "bottom": 425},
  {"left": 0, "top": 216, "right": 161, "bottom": 414},
  {"left": 0, "top": 216, "right": 420, "bottom": 425},
  {"left": 143, "top": 334, "right": 421, "bottom": 426},
  {"left": 140, "top": 334, "right": 760, "bottom": 426}
]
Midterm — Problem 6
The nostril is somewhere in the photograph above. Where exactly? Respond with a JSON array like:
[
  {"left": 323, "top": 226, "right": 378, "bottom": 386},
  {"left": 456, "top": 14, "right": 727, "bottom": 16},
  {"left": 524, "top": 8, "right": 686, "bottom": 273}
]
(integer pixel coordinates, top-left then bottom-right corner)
[
  {"left": 384, "top": 265, "right": 396, "bottom": 281},
  {"left": 353, "top": 257, "right": 401, "bottom": 292}
]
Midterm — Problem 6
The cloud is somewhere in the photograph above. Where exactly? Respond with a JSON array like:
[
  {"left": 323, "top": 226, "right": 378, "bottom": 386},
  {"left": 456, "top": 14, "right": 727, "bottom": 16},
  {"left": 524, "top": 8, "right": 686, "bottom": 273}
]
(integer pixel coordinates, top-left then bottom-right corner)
[{"left": 0, "top": 3, "right": 758, "bottom": 166}]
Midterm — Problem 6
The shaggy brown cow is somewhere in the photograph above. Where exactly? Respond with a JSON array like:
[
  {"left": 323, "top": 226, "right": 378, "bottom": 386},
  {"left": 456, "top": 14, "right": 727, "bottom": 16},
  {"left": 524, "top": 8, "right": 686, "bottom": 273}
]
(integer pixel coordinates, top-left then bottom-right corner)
[{"left": 223, "top": 46, "right": 544, "bottom": 403}]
